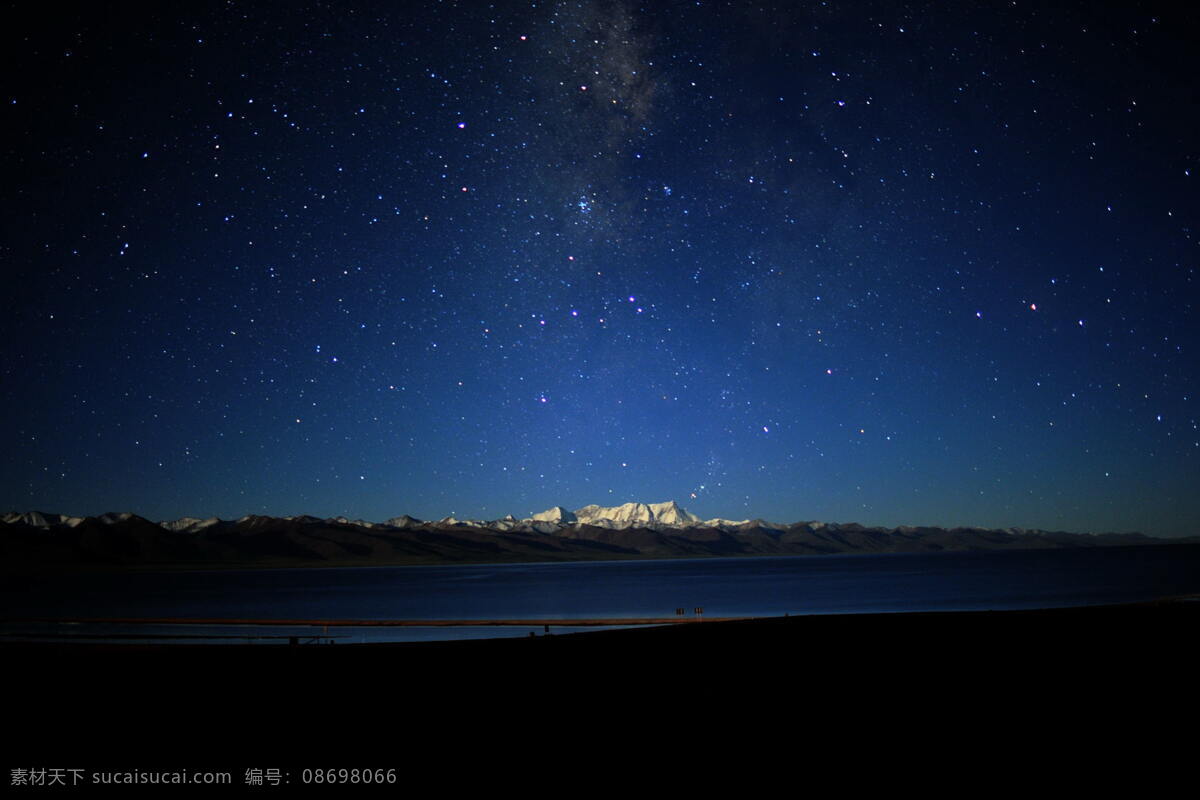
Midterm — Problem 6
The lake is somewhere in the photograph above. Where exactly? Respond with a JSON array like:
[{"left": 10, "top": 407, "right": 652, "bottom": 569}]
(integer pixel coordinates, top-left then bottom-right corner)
[{"left": 3, "top": 545, "right": 1198, "bottom": 643}]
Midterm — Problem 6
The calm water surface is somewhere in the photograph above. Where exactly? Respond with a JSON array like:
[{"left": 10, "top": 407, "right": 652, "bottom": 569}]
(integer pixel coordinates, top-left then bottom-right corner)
[{"left": 4, "top": 546, "right": 1199, "bottom": 643}]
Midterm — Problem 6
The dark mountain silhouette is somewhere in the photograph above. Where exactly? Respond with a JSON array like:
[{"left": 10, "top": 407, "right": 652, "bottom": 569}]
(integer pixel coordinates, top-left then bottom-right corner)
[{"left": 1, "top": 508, "right": 1188, "bottom": 570}]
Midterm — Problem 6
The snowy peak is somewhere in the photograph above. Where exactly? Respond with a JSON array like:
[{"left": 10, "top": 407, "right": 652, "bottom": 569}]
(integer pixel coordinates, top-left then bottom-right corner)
[
  {"left": 705, "top": 518, "right": 752, "bottom": 528},
  {"left": 571, "top": 500, "right": 702, "bottom": 528},
  {"left": 2, "top": 511, "right": 86, "bottom": 528},
  {"left": 646, "top": 500, "right": 703, "bottom": 526},
  {"left": 383, "top": 515, "right": 423, "bottom": 529},
  {"left": 8, "top": 502, "right": 715, "bottom": 535},
  {"left": 159, "top": 516, "right": 223, "bottom": 533},
  {"left": 329, "top": 516, "right": 380, "bottom": 528},
  {"left": 531, "top": 506, "right": 577, "bottom": 524}
]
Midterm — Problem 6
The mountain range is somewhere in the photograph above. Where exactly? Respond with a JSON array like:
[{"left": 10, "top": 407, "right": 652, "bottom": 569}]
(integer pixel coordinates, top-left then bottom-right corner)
[{"left": 4, "top": 500, "right": 1190, "bottom": 570}]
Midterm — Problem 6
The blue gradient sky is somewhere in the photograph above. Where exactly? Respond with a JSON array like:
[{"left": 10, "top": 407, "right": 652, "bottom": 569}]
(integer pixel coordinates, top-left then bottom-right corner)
[{"left": 3, "top": 2, "right": 1197, "bottom": 535}]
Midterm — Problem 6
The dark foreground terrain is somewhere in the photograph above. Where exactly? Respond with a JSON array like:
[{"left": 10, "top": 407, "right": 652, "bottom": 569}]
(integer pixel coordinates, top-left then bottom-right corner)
[{"left": 6, "top": 597, "right": 1196, "bottom": 776}]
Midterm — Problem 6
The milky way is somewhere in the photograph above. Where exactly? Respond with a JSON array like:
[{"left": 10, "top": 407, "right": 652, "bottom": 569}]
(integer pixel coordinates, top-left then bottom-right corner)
[{"left": 3, "top": 2, "right": 1197, "bottom": 536}]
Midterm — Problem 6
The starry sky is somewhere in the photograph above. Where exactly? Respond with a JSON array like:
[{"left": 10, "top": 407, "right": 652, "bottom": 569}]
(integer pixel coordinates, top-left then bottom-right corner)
[{"left": 3, "top": 1, "right": 1197, "bottom": 536}]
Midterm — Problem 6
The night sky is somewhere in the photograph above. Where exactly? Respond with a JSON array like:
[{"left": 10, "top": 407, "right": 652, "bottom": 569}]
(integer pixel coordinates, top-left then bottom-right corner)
[{"left": 3, "top": 1, "right": 1197, "bottom": 536}]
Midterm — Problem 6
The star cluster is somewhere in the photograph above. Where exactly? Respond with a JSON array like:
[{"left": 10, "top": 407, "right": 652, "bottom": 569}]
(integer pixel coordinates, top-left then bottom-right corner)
[{"left": 3, "top": 2, "right": 1197, "bottom": 535}]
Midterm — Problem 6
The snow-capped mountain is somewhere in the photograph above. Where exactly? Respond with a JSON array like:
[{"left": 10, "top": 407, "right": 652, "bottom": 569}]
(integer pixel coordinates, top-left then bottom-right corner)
[
  {"left": 704, "top": 518, "right": 753, "bottom": 528},
  {"left": 569, "top": 500, "right": 703, "bottom": 528},
  {"left": 382, "top": 515, "right": 423, "bottom": 529},
  {"left": 159, "top": 516, "right": 223, "bottom": 533},
  {"left": 490, "top": 514, "right": 521, "bottom": 531},
  {"left": 2, "top": 511, "right": 86, "bottom": 528},
  {"left": 7, "top": 502, "right": 753, "bottom": 534},
  {"left": 13, "top": 501, "right": 1153, "bottom": 546},
  {"left": 530, "top": 506, "right": 577, "bottom": 524},
  {"left": 3, "top": 505, "right": 1166, "bottom": 569},
  {"left": 153, "top": 502, "right": 714, "bottom": 532}
]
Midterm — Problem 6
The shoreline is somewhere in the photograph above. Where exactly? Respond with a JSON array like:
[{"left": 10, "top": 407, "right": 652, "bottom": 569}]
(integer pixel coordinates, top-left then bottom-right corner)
[{"left": 4, "top": 596, "right": 1196, "bottom": 652}]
